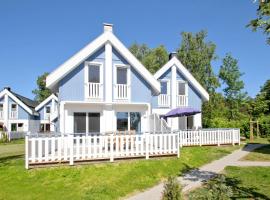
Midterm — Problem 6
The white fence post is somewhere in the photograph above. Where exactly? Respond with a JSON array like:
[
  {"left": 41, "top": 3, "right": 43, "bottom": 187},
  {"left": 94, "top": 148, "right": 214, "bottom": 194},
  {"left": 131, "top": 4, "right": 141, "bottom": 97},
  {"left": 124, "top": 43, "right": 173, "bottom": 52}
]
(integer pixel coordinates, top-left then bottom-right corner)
[
  {"left": 145, "top": 133, "right": 149, "bottom": 159},
  {"left": 25, "top": 134, "right": 29, "bottom": 169},
  {"left": 232, "top": 130, "right": 235, "bottom": 146},
  {"left": 199, "top": 130, "right": 202, "bottom": 146},
  {"left": 177, "top": 131, "right": 180, "bottom": 158},
  {"left": 110, "top": 134, "right": 114, "bottom": 162},
  {"left": 69, "top": 134, "right": 74, "bottom": 165},
  {"left": 238, "top": 129, "right": 241, "bottom": 145},
  {"left": 217, "top": 129, "right": 220, "bottom": 146}
]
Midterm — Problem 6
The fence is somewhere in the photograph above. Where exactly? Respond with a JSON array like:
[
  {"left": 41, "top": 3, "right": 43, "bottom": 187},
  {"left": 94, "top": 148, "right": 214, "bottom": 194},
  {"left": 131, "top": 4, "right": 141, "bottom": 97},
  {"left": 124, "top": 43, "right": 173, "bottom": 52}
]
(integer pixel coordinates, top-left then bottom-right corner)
[
  {"left": 148, "top": 113, "right": 171, "bottom": 133},
  {"left": 179, "top": 129, "right": 240, "bottom": 147},
  {"left": 25, "top": 132, "right": 179, "bottom": 169},
  {"left": 0, "top": 131, "right": 26, "bottom": 141}
]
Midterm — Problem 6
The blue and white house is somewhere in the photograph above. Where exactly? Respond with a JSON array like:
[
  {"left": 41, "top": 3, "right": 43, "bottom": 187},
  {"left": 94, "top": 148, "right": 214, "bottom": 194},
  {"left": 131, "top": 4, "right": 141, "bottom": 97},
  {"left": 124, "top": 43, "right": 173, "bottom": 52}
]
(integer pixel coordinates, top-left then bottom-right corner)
[
  {"left": 152, "top": 53, "right": 209, "bottom": 130},
  {"left": 35, "top": 94, "right": 58, "bottom": 132},
  {"left": 0, "top": 87, "right": 40, "bottom": 133},
  {"left": 45, "top": 24, "right": 209, "bottom": 134}
]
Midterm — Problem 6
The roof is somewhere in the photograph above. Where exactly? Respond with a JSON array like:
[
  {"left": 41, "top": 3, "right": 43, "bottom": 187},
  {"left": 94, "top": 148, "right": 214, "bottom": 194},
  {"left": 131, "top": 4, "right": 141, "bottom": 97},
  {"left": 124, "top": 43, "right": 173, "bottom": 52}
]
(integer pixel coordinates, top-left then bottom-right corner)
[
  {"left": 0, "top": 88, "right": 39, "bottom": 115},
  {"left": 46, "top": 30, "right": 160, "bottom": 94},
  {"left": 35, "top": 94, "right": 58, "bottom": 111},
  {"left": 154, "top": 57, "right": 209, "bottom": 101}
]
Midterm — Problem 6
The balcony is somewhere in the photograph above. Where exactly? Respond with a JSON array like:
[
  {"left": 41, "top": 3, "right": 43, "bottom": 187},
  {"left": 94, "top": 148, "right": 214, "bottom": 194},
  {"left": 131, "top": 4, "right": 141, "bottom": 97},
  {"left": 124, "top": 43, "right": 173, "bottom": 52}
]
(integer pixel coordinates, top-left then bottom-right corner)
[
  {"left": 158, "top": 94, "right": 170, "bottom": 107},
  {"left": 114, "top": 84, "right": 129, "bottom": 100},
  {"left": 176, "top": 95, "right": 188, "bottom": 107},
  {"left": 87, "top": 82, "right": 103, "bottom": 99},
  {"left": 0, "top": 111, "right": 3, "bottom": 119},
  {"left": 10, "top": 111, "right": 18, "bottom": 119}
]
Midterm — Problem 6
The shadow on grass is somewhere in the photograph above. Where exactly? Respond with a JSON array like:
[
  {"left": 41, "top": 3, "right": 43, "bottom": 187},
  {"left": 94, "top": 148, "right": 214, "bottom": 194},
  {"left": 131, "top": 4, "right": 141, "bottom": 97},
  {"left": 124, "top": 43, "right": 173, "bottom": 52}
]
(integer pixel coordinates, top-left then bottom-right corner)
[
  {"left": 0, "top": 154, "right": 24, "bottom": 165},
  {"left": 225, "top": 177, "right": 270, "bottom": 200}
]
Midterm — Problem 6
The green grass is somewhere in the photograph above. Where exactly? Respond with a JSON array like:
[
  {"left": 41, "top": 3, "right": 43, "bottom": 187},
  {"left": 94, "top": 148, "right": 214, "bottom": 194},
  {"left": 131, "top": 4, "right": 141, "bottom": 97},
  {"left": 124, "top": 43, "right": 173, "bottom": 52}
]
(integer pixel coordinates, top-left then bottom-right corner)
[
  {"left": 189, "top": 166, "right": 270, "bottom": 199},
  {"left": 242, "top": 144, "right": 270, "bottom": 161},
  {"left": 0, "top": 143, "right": 240, "bottom": 200}
]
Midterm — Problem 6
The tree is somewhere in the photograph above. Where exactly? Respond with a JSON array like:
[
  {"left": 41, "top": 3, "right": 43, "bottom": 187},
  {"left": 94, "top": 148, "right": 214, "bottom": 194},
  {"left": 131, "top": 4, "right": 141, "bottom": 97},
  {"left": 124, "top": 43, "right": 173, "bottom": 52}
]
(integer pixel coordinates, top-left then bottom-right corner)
[
  {"left": 219, "top": 54, "right": 246, "bottom": 120},
  {"left": 32, "top": 72, "right": 52, "bottom": 102},
  {"left": 129, "top": 43, "right": 168, "bottom": 74},
  {"left": 248, "top": 0, "right": 270, "bottom": 44},
  {"left": 177, "top": 31, "right": 219, "bottom": 93}
]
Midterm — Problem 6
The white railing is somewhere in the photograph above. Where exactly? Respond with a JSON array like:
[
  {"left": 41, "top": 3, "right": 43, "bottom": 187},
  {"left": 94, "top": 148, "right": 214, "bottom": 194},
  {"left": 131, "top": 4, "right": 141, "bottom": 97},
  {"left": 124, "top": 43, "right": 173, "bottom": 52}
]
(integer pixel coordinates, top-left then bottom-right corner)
[
  {"left": 88, "top": 82, "right": 103, "bottom": 99},
  {"left": 176, "top": 95, "right": 188, "bottom": 107},
  {"left": 148, "top": 113, "right": 171, "bottom": 133},
  {"left": 0, "top": 132, "right": 26, "bottom": 141},
  {"left": 25, "top": 132, "right": 179, "bottom": 169},
  {"left": 10, "top": 111, "right": 18, "bottom": 119},
  {"left": 115, "top": 84, "right": 129, "bottom": 100},
  {"left": 158, "top": 94, "right": 170, "bottom": 107},
  {"left": 179, "top": 129, "right": 240, "bottom": 147},
  {"left": 0, "top": 111, "right": 3, "bottom": 119}
]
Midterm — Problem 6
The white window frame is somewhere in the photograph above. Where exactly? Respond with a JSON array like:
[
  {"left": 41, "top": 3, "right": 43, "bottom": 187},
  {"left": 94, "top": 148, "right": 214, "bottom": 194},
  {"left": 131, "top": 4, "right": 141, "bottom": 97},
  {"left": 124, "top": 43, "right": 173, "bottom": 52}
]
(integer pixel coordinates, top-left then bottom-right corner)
[
  {"left": 114, "top": 64, "right": 131, "bottom": 100},
  {"left": 116, "top": 111, "right": 141, "bottom": 132},
  {"left": 44, "top": 105, "right": 51, "bottom": 120},
  {"left": 73, "top": 112, "right": 101, "bottom": 133},
  {"left": 84, "top": 61, "right": 104, "bottom": 99},
  {"left": 10, "top": 103, "right": 18, "bottom": 119},
  {"left": 177, "top": 80, "right": 188, "bottom": 96},
  {"left": 159, "top": 79, "right": 170, "bottom": 95}
]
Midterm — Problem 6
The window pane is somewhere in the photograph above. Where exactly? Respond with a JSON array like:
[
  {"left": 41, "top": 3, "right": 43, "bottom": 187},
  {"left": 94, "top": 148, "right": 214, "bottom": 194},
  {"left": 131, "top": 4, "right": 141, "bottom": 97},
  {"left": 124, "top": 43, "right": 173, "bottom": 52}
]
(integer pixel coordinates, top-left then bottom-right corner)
[
  {"left": 74, "top": 113, "right": 86, "bottom": 133},
  {"left": 187, "top": 116, "right": 193, "bottom": 129},
  {"left": 178, "top": 82, "right": 186, "bottom": 95},
  {"left": 160, "top": 82, "right": 168, "bottom": 94},
  {"left": 45, "top": 124, "right": 50, "bottom": 132},
  {"left": 0, "top": 104, "right": 3, "bottom": 111},
  {"left": 11, "top": 123, "right": 17, "bottom": 131},
  {"left": 117, "top": 68, "right": 127, "bottom": 84},
  {"left": 89, "top": 65, "right": 100, "bottom": 83},
  {"left": 40, "top": 124, "right": 45, "bottom": 132},
  {"left": 117, "top": 112, "right": 128, "bottom": 131},
  {"left": 45, "top": 106, "right": 51, "bottom": 113},
  {"left": 88, "top": 113, "right": 100, "bottom": 133},
  {"left": 130, "top": 112, "right": 141, "bottom": 132},
  {"left": 11, "top": 104, "right": 17, "bottom": 111}
]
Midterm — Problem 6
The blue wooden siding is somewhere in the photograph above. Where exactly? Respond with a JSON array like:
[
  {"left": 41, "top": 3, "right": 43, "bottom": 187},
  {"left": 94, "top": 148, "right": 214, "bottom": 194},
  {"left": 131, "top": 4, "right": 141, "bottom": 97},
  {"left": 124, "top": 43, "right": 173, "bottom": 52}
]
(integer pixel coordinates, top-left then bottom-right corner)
[
  {"left": 37, "top": 100, "right": 52, "bottom": 120},
  {"left": 8, "top": 97, "right": 30, "bottom": 119},
  {"left": 59, "top": 46, "right": 105, "bottom": 101},
  {"left": 0, "top": 97, "right": 4, "bottom": 102},
  {"left": 112, "top": 47, "right": 153, "bottom": 103}
]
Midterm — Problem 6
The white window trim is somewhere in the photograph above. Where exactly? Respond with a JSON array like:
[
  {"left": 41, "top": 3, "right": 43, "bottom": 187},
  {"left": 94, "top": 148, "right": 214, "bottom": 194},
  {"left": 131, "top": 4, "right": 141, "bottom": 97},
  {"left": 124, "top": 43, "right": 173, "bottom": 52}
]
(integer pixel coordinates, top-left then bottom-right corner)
[
  {"left": 73, "top": 112, "right": 101, "bottom": 133},
  {"left": 177, "top": 80, "right": 188, "bottom": 96},
  {"left": 44, "top": 105, "right": 51, "bottom": 120},
  {"left": 116, "top": 111, "right": 141, "bottom": 132},
  {"left": 159, "top": 79, "right": 170, "bottom": 95},
  {"left": 113, "top": 64, "right": 131, "bottom": 100},
  {"left": 10, "top": 103, "right": 18, "bottom": 119},
  {"left": 84, "top": 61, "right": 104, "bottom": 100}
]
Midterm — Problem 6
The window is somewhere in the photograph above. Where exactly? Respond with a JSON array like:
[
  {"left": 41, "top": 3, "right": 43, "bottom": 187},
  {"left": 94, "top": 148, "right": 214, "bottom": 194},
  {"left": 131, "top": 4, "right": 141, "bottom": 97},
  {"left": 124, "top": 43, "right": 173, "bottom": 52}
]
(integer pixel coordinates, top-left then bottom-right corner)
[
  {"left": 130, "top": 112, "right": 141, "bottom": 132},
  {"left": 40, "top": 123, "right": 50, "bottom": 132},
  {"left": 160, "top": 81, "right": 168, "bottom": 94},
  {"left": 0, "top": 104, "right": 3, "bottom": 111},
  {"left": 88, "top": 65, "right": 100, "bottom": 83},
  {"left": 88, "top": 113, "right": 100, "bottom": 133},
  {"left": 117, "top": 67, "right": 127, "bottom": 84},
  {"left": 117, "top": 112, "right": 128, "bottom": 131},
  {"left": 178, "top": 82, "right": 186, "bottom": 95},
  {"left": 11, "top": 103, "right": 17, "bottom": 111},
  {"left": 45, "top": 106, "right": 51, "bottom": 114},
  {"left": 11, "top": 123, "right": 17, "bottom": 131},
  {"left": 187, "top": 116, "right": 193, "bottom": 129},
  {"left": 74, "top": 113, "right": 86, "bottom": 133},
  {"left": 117, "top": 112, "right": 141, "bottom": 132},
  {"left": 18, "top": 123, "right": 24, "bottom": 132}
]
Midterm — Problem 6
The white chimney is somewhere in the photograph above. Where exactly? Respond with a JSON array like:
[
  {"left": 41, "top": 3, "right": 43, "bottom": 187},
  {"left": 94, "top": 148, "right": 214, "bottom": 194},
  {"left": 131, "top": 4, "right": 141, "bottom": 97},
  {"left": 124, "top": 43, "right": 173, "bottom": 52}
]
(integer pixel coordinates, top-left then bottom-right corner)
[{"left": 103, "top": 23, "right": 113, "bottom": 32}]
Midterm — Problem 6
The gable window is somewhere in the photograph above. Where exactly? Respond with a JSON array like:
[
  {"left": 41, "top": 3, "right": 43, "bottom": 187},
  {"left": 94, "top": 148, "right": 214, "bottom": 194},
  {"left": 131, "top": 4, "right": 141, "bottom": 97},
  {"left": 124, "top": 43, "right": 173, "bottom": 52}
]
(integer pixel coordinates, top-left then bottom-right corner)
[
  {"left": 178, "top": 82, "right": 186, "bottom": 96},
  {"left": 117, "top": 67, "right": 127, "bottom": 84},
  {"left": 44, "top": 106, "right": 51, "bottom": 120},
  {"left": 10, "top": 103, "right": 17, "bottom": 119},
  {"left": 85, "top": 62, "right": 103, "bottom": 99},
  {"left": 88, "top": 65, "right": 100, "bottom": 83},
  {"left": 160, "top": 81, "right": 168, "bottom": 94},
  {"left": 0, "top": 104, "right": 3, "bottom": 111},
  {"left": 0, "top": 104, "right": 3, "bottom": 119},
  {"left": 114, "top": 64, "right": 130, "bottom": 100}
]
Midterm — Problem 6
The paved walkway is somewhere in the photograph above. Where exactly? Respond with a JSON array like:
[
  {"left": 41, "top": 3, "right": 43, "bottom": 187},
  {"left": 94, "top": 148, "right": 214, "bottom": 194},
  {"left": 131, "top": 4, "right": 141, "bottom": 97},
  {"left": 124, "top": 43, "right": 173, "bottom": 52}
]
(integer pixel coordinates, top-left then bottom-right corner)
[{"left": 126, "top": 144, "right": 269, "bottom": 200}]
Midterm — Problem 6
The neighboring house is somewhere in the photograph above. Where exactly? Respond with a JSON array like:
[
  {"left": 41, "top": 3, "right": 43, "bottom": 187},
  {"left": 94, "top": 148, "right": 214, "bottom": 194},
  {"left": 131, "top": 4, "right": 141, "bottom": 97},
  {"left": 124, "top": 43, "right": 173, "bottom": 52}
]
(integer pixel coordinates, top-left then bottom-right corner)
[
  {"left": 35, "top": 94, "right": 59, "bottom": 132},
  {"left": 45, "top": 24, "right": 209, "bottom": 134},
  {"left": 0, "top": 87, "right": 40, "bottom": 132},
  {"left": 153, "top": 53, "right": 209, "bottom": 130}
]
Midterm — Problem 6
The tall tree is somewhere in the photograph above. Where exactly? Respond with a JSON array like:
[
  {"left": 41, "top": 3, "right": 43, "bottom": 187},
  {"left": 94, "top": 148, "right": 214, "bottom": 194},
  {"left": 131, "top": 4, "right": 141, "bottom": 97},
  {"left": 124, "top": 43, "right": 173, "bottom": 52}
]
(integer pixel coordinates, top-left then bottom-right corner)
[
  {"left": 177, "top": 31, "right": 219, "bottom": 93},
  {"left": 219, "top": 54, "right": 246, "bottom": 120},
  {"left": 129, "top": 44, "right": 168, "bottom": 74},
  {"left": 248, "top": 0, "right": 270, "bottom": 44},
  {"left": 32, "top": 72, "right": 52, "bottom": 102}
]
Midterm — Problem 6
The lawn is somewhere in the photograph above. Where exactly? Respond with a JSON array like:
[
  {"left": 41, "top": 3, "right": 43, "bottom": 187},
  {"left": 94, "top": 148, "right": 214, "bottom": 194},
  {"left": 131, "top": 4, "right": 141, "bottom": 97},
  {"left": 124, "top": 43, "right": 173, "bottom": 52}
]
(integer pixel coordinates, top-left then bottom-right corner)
[
  {"left": 242, "top": 144, "right": 270, "bottom": 161},
  {"left": 189, "top": 166, "right": 270, "bottom": 199},
  {"left": 0, "top": 142, "right": 240, "bottom": 200}
]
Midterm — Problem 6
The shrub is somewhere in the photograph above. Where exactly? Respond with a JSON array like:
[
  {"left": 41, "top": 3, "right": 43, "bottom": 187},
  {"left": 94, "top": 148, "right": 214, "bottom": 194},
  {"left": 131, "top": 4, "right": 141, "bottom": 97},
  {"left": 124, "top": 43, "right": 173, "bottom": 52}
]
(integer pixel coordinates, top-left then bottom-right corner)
[
  {"left": 162, "top": 176, "right": 182, "bottom": 200},
  {"left": 0, "top": 132, "right": 9, "bottom": 143},
  {"left": 258, "top": 115, "right": 270, "bottom": 138}
]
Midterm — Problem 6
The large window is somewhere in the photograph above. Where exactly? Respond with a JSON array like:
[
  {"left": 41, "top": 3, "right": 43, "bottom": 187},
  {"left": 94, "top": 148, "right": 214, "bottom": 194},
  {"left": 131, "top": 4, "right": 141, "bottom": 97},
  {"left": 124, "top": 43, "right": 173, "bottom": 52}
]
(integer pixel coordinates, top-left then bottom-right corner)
[
  {"left": 88, "top": 65, "right": 100, "bottom": 83},
  {"left": 160, "top": 81, "right": 168, "bottom": 94},
  {"left": 74, "top": 113, "right": 86, "bottom": 133},
  {"left": 88, "top": 113, "right": 100, "bottom": 133},
  {"left": 117, "top": 112, "right": 141, "bottom": 132},
  {"left": 117, "top": 67, "right": 127, "bottom": 84},
  {"left": 178, "top": 82, "right": 186, "bottom": 95}
]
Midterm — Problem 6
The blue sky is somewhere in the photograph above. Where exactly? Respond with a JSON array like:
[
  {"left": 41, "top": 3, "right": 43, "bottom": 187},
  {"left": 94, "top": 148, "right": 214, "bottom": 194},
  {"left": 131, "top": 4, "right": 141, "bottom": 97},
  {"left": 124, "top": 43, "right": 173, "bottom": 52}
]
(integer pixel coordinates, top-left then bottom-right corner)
[{"left": 0, "top": 0, "right": 269, "bottom": 98}]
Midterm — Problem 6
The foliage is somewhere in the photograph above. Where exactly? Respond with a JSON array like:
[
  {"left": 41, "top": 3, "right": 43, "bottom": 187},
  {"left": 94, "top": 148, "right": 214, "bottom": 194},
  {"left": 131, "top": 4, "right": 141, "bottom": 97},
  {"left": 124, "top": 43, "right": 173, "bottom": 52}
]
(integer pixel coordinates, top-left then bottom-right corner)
[
  {"left": 0, "top": 143, "right": 239, "bottom": 200},
  {"left": 248, "top": 0, "right": 270, "bottom": 44},
  {"left": 162, "top": 176, "right": 182, "bottom": 200},
  {"left": 243, "top": 144, "right": 270, "bottom": 161},
  {"left": 219, "top": 54, "right": 247, "bottom": 120},
  {"left": 129, "top": 43, "right": 168, "bottom": 74},
  {"left": 177, "top": 30, "right": 219, "bottom": 93},
  {"left": 258, "top": 115, "right": 270, "bottom": 137},
  {"left": 32, "top": 72, "right": 52, "bottom": 103},
  {"left": 189, "top": 174, "right": 233, "bottom": 200},
  {"left": 0, "top": 132, "right": 8, "bottom": 143}
]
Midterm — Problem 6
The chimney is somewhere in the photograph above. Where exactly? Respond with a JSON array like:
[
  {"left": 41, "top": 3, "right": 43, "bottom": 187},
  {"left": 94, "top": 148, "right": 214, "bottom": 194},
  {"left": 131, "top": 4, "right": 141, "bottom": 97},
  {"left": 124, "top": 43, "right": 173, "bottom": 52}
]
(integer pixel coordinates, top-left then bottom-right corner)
[
  {"left": 103, "top": 23, "right": 113, "bottom": 33},
  {"left": 4, "top": 87, "right": 11, "bottom": 91},
  {"left": 169, "top": 52, "right": 177, "bottom": 60}
]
